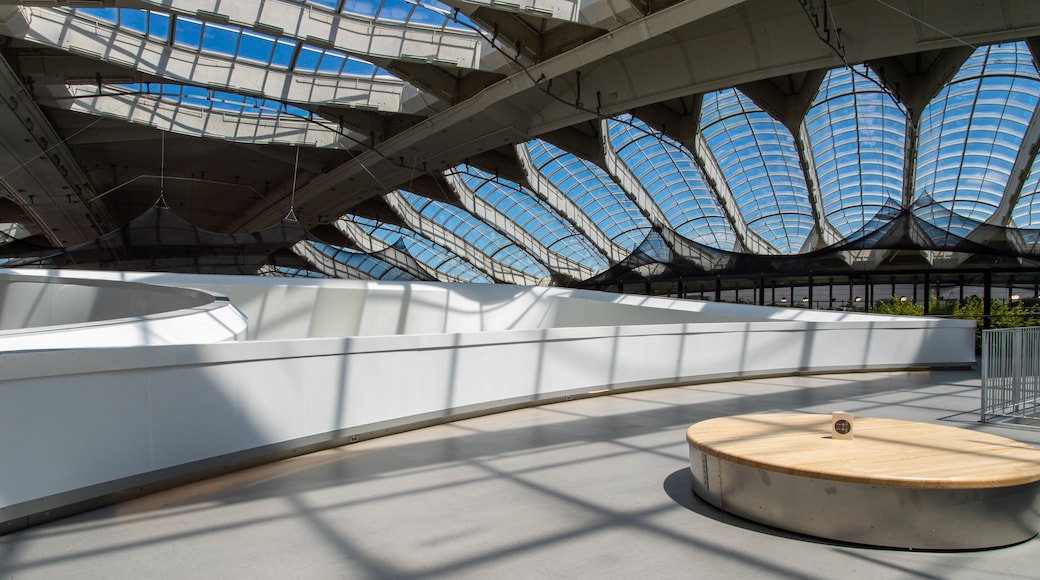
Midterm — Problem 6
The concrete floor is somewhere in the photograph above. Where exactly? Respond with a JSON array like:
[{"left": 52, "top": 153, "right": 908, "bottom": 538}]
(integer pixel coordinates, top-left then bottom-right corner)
[{"left": 3, "top": 370, "right": 1040, "bottom": 579}]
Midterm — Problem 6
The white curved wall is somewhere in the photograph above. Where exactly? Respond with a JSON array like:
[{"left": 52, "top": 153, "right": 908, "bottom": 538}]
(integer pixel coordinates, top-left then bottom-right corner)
[
  {"left": 0, "top": 273, "right": 247, "bottom": 350},
  {"left": 0, "top": 270, "right": 976, "bottom": 533}
]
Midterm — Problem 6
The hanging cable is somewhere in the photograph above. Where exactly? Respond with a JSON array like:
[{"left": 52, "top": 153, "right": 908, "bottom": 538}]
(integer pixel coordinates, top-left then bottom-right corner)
[
  {"left": 285, "top": 145, "right": 300, "bottom": 222},
  {"left": 156, "top": 130, "right": 168, "bottom": 208}
]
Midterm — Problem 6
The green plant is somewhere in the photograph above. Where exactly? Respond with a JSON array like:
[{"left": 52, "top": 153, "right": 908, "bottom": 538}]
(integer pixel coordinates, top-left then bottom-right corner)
[
  {"left": 951, "top": 296, "right": 1040, "bottom": 349},
  {"left": 874, "top": 296, "right": 924, "bottom": 316}
]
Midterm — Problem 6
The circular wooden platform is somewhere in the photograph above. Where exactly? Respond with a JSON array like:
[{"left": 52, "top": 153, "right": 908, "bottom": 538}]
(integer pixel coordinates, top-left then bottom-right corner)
[{"left": 686, "top": 413, "right": 1040, "bottom": 550}]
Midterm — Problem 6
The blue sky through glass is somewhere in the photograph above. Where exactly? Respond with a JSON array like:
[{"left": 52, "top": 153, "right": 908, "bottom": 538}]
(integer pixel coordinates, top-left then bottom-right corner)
[
  {"left": 454, "top": 165, "right": 609, "bottom": 272},
  {"left": 398, "top": 191, "right": 549, "bottom": 280},
  {"left": 608, "top": 115, "right": 738, "bottom": 250},
  {"left": 525, "top": 139, "right": 652, "bottom": 252},
  {"left": 345, "top": 215, "right": 492, "bottom": 282},
  {"left": 700, "top": 89, "right": 814, "bottom": 254},
  {"left": 806, "top": 66, "right": 906, "bottom": 238},
  {"left": 916, "top": 42, "right": 1040, "bottom": 224}
]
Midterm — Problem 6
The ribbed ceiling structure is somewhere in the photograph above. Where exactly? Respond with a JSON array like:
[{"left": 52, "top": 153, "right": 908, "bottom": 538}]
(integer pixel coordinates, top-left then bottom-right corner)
[{"left": 1, "top": 1, "right": 1040, "bottom": 284}]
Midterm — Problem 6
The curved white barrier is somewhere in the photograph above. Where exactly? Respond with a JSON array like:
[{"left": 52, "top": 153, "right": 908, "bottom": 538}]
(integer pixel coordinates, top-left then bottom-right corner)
[
  {"left": 0, "top": 273, "right": 247, "bottom": 349},
  {"left": 0, "top": 270, "right": 976, "bottom": 534}
]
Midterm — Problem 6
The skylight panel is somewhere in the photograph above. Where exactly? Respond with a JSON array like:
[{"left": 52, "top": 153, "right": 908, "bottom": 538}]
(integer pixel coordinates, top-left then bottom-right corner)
[
  {"left": 807, "top": 66, "right": 905, "bottom": 238},
  {"left": 238, "top": 30, "right": 278, "bottom": 64},
  {"left": 319, "top": 243, "right": 421, "bottom": 280},
  {"left": 1010, "top": 150, "right": 1040, "bottom": 229},
  {"left": 379, "top": 0, "right": 416, "bottom": 22},
  {"left": 399, "top": 191, "right": 549, "bottom": 279},
  {"left": 148, "top": 12, "right": 170, "bottom": 41},
  {"left": 608, "top": 116, "right": 737, "bottom": 250},
  {"left": 342, "top": 0, "right": 381, "bottom": 18},
  {"left": 70, "top": 7, "right": 392, "bottom": 81},
  {"left": 119, "top": 9, "right": 147, "bottom": 34},
  {"left": 700, "top": 89, "right": 813, "bottom": 254},
  {"left": 173, "top": 16, "right": 203, "bottom": 50},
  {"left": 525, "top": 140, "right": 651, "bottom": 252},
  {"left": 349, "top": 216, "right": 494, "bottom": 282},
  {"left": 455, "top": 166, "right": 609, "bottom": 271},
  {"left": 916, "top": 42, "right": 1040, "bottom": 224},
  {"left": 201, "top": 22, "right": 240, "bottom": 58}
]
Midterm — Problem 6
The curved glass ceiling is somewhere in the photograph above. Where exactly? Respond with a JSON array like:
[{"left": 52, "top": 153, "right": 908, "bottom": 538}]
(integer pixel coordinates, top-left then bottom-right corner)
[
  {"left": 701, "top": 88, "right": 814, "bottom": 254},
  {"left": 525, "top": 139, "right": 652, "bottom": 252},
  {"left": 607, "top": 115, "right": 737, "bottom": 250},
  {"left": 454, "top": 166, "right": 610, "bottom": 272},
  {"left": 21, "top": 6, "right": 1040, "bottom": 283},
  {"left": 298, "top": 41, "right": 1040, "bottom": 280},
  {"left": 398, "top": 190, "right": 550, "bottom": 281},
  {"left": 344, "top": 215, "right": 492, "bottom": 282},
  {"left": 306, "top": 0, "right": 477, "bottom": 31},
  {"left": 806, "top": 66, "right": 906, "bottom": 238},
  {"left": 73, "top": 7, "right": 397, "bottom": 79},
  {"left": 916, "top": 42, "right": 1040, "bottom": 224}
]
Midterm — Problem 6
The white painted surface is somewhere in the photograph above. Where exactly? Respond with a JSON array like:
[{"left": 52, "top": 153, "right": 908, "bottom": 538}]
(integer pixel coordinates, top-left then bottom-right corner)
[
  {"left": 0, "top": 273, "right": 247, "bottom": 350},
  {"left": 0, "top": 270, "right": 975, "bottom": 529}
]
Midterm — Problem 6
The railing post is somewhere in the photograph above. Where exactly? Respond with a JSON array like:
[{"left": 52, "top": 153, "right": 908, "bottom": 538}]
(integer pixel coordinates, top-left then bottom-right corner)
[{"left": 982, "top": 328, "right": 989, "bottom": 423}]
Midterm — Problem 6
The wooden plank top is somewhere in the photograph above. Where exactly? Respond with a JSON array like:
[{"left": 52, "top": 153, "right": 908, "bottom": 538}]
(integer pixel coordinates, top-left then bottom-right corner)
[{"left": 686, "top": 413, "right": 1040, "bottom": 489}]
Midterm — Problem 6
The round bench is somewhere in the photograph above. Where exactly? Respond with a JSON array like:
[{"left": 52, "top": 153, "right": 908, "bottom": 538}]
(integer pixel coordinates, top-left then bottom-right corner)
[{"left": 686, "top": 413, "right": 1040, "bottom": 550}]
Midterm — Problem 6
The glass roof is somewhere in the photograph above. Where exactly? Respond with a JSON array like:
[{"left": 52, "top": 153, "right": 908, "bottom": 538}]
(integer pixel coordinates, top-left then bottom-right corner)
[
  {"left": 73, "top": 8, "right": 397, "bottom": 80},
  {"left": 607, "top": 115, "right": 738, "bottom": 250},
  {"left": 700, "top": 88, "right": 814, "bottom": 254},
  {"left": 305, "top": 0, "right": 477, "bottom": 31},
  {"left": 806, "top": 66, "right": 906, "bottom": 238},
  {"left": 453, "top": 165, "right": 609, "bottom": 272},
  {"left": 1013, "top": 159, "right": 1040, "bottom": 228},
  {"left": 106, "top": 83, "right": 317, "bottom": 119},
  {"left": 398, "top": 190, "right": 550, "bottom": 280},
  {"left": 915, "top": 42, "right": 1040, "bottom": 223},
  {"left": 17, "top": 3, "right": 1040, "bottom": 282},
  {"left": 525, "top": 139, "right": 652, "bottom": 252},
  {"left": 312, "top": 242, "right": 421, "bottom": 280},
  {"left": 344, "top": 215, "right": 492, "bottom": 282}
]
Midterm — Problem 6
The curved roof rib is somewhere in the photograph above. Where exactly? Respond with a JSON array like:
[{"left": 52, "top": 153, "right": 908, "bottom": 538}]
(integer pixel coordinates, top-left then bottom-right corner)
[
  {"left": 131, "top": 0, "right": 486, "bottom": 70},
  {"left": 294, "top": 239, "right": 422, "bottom": 279},
  {"left": 600, "top": 117, "right": 729, "bottom": 271},
  {"left": 523, "top": 139, "right": 652, "bottom": 257},
  {"left": 384, "top": 189, "right": 549, "bottom": 284},
  {"left": 334, "top": 214, "right": 489, "bottom": 282},
  {"left": 445, "top": 167, "right": 604, "bottom": 281},
  {"left": 46, "top": 85, "right": 355, "bottom": 147},
  {"left": 3, "top": 6, "right": 412, "bottom": 112},
  {"left": 915, "top": 42, "right": 1040, "bottom": 225}
]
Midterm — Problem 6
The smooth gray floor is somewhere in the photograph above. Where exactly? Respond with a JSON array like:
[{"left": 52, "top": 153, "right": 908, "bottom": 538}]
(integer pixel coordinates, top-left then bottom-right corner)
[{"left": 3, "top": 370, "right": 1040, "bottom": 579}]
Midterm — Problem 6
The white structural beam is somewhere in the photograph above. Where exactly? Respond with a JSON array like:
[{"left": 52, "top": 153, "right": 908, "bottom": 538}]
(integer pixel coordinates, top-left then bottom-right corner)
[
  {"left": 334, "top": 216, "right": 469, "bottom": 282},
  {"left": 449, "top": 0, "right": 642, "bottom": 29},
  {"left": 515, "top": 141, "right": 629, "bottom": 263},
  {"left": 0, "top": 53, "right": 114, "bottom": 246},
  {"left": 293, "top": 239, "right": 379, "bottom": 279},
  {"left": 691, "top": 133, "right": 779, "bottom": 255},
  {"left": 444, "top": 170, "right": 600, "bottom": 280},
  {"left": 987, "top": 100, "right": 1040, "bottom": 228},
  {"left": 45, "top": 85, "right": 356, "bottom": 148},
  {"left": 795, "top": 120, "right": 845, "bottom": 252},
  {"left": 598, "top": 119, "right": 728, "bottom": 270},
  {"left": 131, "top": 0, "right": 486, "bottom": 71},
  {"left": 248, "top": 0, "right": 752, "bottom": 227},
  {"left": 382, "top": 190, "right": 546, "bottom": 285},
  {"left": 0, "top": 6, "right": 411, "bottom": 112}
]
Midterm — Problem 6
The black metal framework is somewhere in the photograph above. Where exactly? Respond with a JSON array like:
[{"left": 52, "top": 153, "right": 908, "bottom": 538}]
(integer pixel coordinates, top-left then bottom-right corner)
[{"left": 589, "top": 267, "right": 1040, "bottom": 329}]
